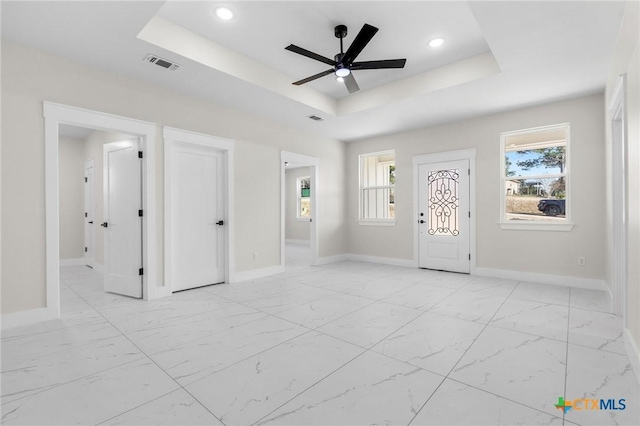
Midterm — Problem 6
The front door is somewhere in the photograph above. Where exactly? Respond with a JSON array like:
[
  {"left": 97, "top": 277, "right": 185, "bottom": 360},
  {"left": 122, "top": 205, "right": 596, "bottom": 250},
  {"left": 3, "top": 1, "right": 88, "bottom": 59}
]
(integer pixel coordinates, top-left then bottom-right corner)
[
  {"left": 171, "top": 144, "right": 225, "bottom": 291},
  {"left": 84, "top": 160, "right": 95, "bottom": 268},
  {"left": 103, "top": 140, "right": 142, "bottom": 298},
  {"left": 418, "top": 160, "right": 470, "bottom": 273}
]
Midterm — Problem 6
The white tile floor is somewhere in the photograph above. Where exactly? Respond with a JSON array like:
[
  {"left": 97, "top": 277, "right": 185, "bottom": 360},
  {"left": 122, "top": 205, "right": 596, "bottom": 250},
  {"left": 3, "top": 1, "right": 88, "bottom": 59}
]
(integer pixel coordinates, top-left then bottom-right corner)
[{"left": 2, "top": 261, "right": 639, "bottom": 426}]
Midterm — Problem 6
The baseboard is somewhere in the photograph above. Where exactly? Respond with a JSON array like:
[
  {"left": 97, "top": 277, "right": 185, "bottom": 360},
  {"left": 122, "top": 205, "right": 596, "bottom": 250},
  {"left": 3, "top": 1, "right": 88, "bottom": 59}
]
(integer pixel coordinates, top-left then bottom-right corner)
[
  {"left": 59, "top": 258, "right": 84, "bottom": 267},
  {"left": 346, "top": 254, "right": 416, "bottom": 268},
  {"left": 233, "top": 265, "right": 285, "bottom": 283},
  {"left": 285, "top": 239, "right": 310, "bottom": 245},
  {"left": 624, "top": 328, "right": 640, "bottom": 387},
  {"left": 474, "top": 267, "right": 606, "bottom": 291},
  {"left": 1, "top": 307, "right": 49, "bottom": 330},
  {"left": 315, "top": 254, "right": 350, "bottom": 265}
]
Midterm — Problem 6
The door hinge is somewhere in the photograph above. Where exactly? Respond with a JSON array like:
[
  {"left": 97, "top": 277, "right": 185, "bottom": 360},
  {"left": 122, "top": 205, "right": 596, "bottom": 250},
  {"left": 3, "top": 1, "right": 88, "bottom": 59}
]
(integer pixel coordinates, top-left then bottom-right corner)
[
  {"left": 139, "top": 268, "right": 144, "bottom": 276},
  {"left": 84, "top": 177, "right": 88, "bottom": 182},
  {"left": 469, "top": 254, "right": 471, "bottom": 260},
  {"left": 468, "top": 169, "right": 470, "bottom": 175},
  {"left": 468, "top": 211, "right": 471, "bottom": 218},
  {"left": 138, "top": 209, "right": 143, "bottom": 217},
  {"left": 85, "top": 247, "right": 87, "bottom": 253},
  {"left": 138, "top": 151, "right": 143, "bottom": 159},
  {"left": 85, "top": 212, "right": 88, "bottom": 217}
]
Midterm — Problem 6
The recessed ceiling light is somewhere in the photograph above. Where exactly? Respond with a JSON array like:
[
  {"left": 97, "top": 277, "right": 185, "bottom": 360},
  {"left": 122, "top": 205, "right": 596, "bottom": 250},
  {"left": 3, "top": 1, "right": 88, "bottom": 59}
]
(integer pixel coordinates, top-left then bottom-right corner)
[
  {"left": 428, "top": 37, "right": 445, "bottom": 48},
  {"left": 215, "top": 7, "right": 234, "bottom": 20}
]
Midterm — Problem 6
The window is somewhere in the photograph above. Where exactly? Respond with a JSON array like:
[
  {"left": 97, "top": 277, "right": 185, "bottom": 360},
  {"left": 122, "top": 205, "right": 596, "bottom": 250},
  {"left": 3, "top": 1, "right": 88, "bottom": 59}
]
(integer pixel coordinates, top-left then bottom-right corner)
[
  {"left": 500, "top": 123, "right": 572, "bottom": 230},
  {"left": 359, "top": 150, "right": 395, "bottom": 225},
  {"left": 296, "top": 176, "right": 311, "bottom": 220}
]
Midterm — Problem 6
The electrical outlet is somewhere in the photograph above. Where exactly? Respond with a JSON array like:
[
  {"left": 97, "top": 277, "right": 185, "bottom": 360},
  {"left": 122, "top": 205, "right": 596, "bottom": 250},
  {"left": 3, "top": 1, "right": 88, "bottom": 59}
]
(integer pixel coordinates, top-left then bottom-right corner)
[
  {"left": 253, "top": 252, "right": 258, "bottom": 261},
  {"left": 578, "top": 257, "right": 586, "bottom": 266}
]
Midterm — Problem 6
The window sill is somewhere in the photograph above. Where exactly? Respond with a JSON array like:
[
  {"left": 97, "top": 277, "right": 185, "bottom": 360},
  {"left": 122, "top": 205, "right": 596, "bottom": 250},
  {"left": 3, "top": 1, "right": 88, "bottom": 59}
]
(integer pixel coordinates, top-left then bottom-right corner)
[
  {"left": 499, "top": 221, "right": 574, "bottom": 231},
  {"left": 358, "top": 220, "right": 396, "bottom": 227},
  {"left": 296, "top": 217, "right": 311, "bottom": 222}
]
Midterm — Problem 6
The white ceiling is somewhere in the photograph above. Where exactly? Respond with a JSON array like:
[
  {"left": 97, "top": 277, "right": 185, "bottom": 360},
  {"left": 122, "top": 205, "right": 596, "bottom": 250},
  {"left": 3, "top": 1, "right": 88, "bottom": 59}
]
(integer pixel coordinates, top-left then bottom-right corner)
[{"left": 1, "top": 1, "right": 626, "bottom": 142}]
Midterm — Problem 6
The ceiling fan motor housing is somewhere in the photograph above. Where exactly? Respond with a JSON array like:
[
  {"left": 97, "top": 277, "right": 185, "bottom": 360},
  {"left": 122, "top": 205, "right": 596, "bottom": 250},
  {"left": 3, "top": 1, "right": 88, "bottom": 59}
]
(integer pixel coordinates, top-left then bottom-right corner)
[{"left": 334, "top": 25, "right": 348, "bottom": 39}]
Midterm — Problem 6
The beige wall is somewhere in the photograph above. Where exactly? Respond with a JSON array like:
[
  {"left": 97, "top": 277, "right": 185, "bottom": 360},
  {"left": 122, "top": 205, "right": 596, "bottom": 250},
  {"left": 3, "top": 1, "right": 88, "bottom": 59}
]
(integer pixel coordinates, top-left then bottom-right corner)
[
  {"left": 347, "top": 94, "right": 607, "bottom": 280},
  {"left": 604, "top": 1, "right": 640, "bottom": 360},
  {"left": 1, "top": 41, "right": 347, "bottom": 315},
  {"left": 285, "top": 167, "right": 311, "bottom": 242},
  {"left": 58, "top": 136, "right": 85, "bottom": 260}
]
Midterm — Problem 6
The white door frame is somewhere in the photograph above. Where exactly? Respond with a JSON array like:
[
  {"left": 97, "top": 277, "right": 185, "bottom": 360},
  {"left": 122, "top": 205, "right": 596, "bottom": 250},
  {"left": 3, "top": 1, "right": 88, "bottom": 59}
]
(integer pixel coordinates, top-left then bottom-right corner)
[
  {"left": 163, "top": 126, "right": 235, "bottom": 295},
  {"left": 609, "top": 75, "right": 627, "bottom": 317},
  {"left": 413, "top": 148, "right": 476, "bottom": 272},
  {"left": 43, "top": 102, "right": 158, "bottom": 320},
  {"left": 84, "top": 158, "right": 95, "bottom": 268},
  {"left": 281, "top": 151, "right": 319, "bottom": 268}
]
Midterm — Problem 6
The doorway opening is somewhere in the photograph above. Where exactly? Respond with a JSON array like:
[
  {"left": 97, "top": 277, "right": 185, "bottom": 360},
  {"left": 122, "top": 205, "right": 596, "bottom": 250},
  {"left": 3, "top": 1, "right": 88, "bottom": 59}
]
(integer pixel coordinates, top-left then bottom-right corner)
[
  {"left": 44, "top": 102, "right": 157, "bottom": 321},
  {"left": 59, "top": 125, "right": 143, "bottom": 299},
  {"left": 281, "top": 151, "right": 319, "bottom": 270}
]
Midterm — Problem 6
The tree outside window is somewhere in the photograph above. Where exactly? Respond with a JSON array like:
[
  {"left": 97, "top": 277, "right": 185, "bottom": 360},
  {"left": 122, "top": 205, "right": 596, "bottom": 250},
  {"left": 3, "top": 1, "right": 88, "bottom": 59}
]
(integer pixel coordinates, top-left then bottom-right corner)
[{"left": 502, "top": 124, "right": 570, "bottom": 224}]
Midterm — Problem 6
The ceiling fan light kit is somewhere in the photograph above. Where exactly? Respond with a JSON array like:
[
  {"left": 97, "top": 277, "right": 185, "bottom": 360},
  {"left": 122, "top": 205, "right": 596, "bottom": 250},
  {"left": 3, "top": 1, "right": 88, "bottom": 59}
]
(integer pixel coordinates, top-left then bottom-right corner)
[{"left": 285, "top": 23, "right": 407, "bottom": 94}]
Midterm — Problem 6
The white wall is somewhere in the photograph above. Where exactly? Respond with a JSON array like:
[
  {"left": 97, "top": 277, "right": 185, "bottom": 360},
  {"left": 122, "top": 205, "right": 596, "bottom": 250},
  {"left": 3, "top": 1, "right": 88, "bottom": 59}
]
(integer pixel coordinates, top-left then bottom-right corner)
[
  {"left": 1, "top": 41, "right": 347, "bottom": 315},
  {"left": 58, "top": 136, "right": 85, "bottom": 260},
  {"left": 285, "top": 167, "right": 310, "bottom": 242},
  {"left": 347, "top": 94, "right": 607, "bottom": 281},
  {"left": 604, "top": 0, "right": 640, "bottom": 364}
]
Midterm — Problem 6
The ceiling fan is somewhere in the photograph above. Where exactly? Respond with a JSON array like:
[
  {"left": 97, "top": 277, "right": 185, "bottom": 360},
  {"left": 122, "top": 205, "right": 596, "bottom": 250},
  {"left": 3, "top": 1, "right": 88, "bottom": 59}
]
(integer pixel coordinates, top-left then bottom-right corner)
[{"left": 285, "top": 23, "right": 407, "bottom": 94}]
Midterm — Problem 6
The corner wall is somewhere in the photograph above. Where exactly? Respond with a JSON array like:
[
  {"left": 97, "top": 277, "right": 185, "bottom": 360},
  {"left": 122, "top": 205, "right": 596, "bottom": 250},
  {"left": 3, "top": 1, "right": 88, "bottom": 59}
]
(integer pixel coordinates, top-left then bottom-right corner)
[
  {"left": 347, "top": 94, "right": 607, "bottom": 283},
  {"left": 58, "top": 136, "right": 85, "bottom": 260}
]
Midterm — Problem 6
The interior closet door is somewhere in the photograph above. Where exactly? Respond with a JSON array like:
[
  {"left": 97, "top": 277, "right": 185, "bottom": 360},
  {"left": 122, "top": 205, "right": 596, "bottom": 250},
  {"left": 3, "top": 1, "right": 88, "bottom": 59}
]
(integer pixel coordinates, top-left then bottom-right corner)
[{"left": 171, "top": 144, "right": 225, "bottom": 291}]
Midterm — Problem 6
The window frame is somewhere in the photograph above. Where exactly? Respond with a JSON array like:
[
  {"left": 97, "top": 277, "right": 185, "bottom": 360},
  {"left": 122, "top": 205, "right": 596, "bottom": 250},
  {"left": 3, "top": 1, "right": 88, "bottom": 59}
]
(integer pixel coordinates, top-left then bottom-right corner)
[
  {"left": 358, "top": 150, "right": 396, "bottom": 226},
  {"left": 499, "top": 123, "right": 574, "bottom": 231},
  {"left": 296, "top": 175, "right": 311, "bottom": 221}
]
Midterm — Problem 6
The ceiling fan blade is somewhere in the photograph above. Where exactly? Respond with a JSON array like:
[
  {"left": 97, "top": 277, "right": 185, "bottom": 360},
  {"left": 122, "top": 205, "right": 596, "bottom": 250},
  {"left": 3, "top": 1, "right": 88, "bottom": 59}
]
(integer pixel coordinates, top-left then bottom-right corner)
[
  {"left": 292, "top": 69, "right": 334, "bottom": 85},
  {"left": 341, "top": 23, "right": 379, "bottom": 65},
  {"left": 351, "top": 59, "right": 407, "bottom": 70},
  {"left": 343, "top": 73, "right": 360, "bottom": 94},
  {"left": 285, "top": 44, "right": 336, "bottom": 66}
]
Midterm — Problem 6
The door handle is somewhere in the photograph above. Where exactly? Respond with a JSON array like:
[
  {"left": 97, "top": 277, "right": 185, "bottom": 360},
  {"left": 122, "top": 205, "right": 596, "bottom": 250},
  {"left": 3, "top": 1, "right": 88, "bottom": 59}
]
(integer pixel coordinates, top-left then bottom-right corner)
[
  {"left": 101, "top": 222, "right": 108, "bottom": 228},
  {"left": 88, "top": 221, "right": 94, "bottom": 224},
  {"left": 419, "top": 220, "right": 425, "bottom": 224},
  {"left": 216, "top": 220, "right": 224, "bottom": 226}
]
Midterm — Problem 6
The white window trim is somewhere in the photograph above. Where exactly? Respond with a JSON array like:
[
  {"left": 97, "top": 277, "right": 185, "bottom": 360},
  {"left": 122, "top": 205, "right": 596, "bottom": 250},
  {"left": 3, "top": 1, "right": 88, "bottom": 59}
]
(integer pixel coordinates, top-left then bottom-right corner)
[
  {"left": 296, "top": 176, "right": 311, "bottom": 221},
  {"left": 358, "top": 150, "right": 395, "bottom": 226},
  {"left": 499, "top": 123, "right": 574, "bottom": 231}
]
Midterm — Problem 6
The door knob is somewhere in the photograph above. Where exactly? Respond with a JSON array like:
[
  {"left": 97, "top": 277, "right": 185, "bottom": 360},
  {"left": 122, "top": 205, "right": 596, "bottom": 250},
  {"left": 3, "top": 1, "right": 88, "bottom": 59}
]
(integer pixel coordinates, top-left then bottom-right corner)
[
  {"left": 88, "top": 221, "right": 94, "bottom": 224},
  {"left": 216, "top": 220, "right": 224, "bottom": 226},
  {"left": 101, "top": 222, "right": 108, "bottom": 228},
  {"left": 419, "top": 220, "right": 425, "bottom": 224}
]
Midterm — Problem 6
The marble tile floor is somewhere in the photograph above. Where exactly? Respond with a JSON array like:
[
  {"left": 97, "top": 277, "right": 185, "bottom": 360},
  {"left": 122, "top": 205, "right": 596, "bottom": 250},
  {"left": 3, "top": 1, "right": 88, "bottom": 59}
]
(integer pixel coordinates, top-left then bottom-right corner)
[{"left": 1, "top": 262, "right": 638, "bottom": 426}]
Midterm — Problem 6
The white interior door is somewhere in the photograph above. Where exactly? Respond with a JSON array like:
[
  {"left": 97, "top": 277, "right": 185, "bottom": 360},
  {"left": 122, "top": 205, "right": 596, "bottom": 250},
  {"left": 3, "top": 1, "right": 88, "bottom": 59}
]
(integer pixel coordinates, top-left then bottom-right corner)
[
  {"left": 171, "top": 145, "right": 225, "bottom": 291},
  {"left": 84, "top": 160, "right": 95, "bottom": 268},
  {"left": 103, "top": 140, "right": 142, "bottom": 298},
  {"left": 419, "top": 160, "right": 470, "bottom": 273}
]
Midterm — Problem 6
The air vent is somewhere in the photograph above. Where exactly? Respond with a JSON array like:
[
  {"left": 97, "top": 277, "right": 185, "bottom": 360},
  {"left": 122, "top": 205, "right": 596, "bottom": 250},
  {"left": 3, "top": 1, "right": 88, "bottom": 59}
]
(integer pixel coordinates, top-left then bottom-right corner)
[
  {"left": 307, "top": 115, "right": 324, "bottom": 122},
  {"left": 144, "top": 54, "right": 180, "bottom": 71}
]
